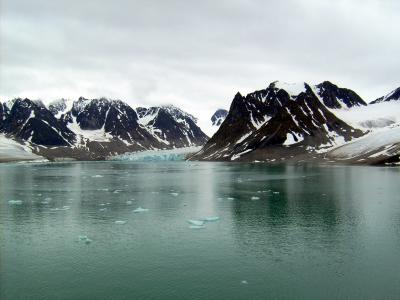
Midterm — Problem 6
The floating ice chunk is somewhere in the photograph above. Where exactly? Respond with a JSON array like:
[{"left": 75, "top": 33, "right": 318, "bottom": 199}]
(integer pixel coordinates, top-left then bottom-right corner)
[
  {"left": 113, "top": 190, "right": 123, "bottom": 194},
  {"left": 92, "top": 175, "right": 103, "bottom": 178},
  {"left": 133, "top": 207, "right": 149, "bottom": 213},
  {"left": 78, "top": 235, "right": 92, "bottom": 244},
  {"left": 251, "top": 196, "right": 260, "bottom": 200},
  {"left": 241, "top": 280, "right": 248, "bottom": 285},
  {"left": 227, "top": 197, "right": 235, "bottom": 200},
  {"left": 273, "top": 192, "right": 280, "bottom": 194},
  {"left": 189, "top": 225, "right": 206, "bottom": 229},
  {"left": 114, "top": 220, "right": 127, "bottom": 225},
  {"left": 97, "top": 188, "right": 109, "bottom": 191},
  {"left": 188, "top": 220, "right": 205, "bottom": 226},
  {"left": 99, "top": 203, "right": 106, "bottom": 206},
  {"left": 50, "top": 206, "right": 70, "bottom": 211},
  {"left": 202, "top": 216, "right": 220, "bottom": 222},
  {"left": 8, "top": 200, "right": 23, "bottom": 205},
  {"left": 170, "top": 192, "right": 179, "bottom": 197},
  {"left": 99, "top": 208, "right": 107, "bottom": 211},
  {"left": 126, "top": 200, "right": 133, "bottom": 205}
]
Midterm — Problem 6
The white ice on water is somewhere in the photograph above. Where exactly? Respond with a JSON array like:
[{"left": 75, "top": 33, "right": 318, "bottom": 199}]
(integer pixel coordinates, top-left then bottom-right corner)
[
  {"left": 189, "top": 225, "right": 206, "bottom": 229},
  {"left": 188, "top": 220, "right": 205, "bottom": 226},
  {"left": 133, "top": 207, "right": 149, "bottom": 213},
  {"left": 8, "top": 200, "right": 23, "bottom": 205},
  {"left": 202, "top": 216, "right": 220, "bottom": 222},
  {"left": 114, "top": 220, "right": 127, "bottom": 225}
]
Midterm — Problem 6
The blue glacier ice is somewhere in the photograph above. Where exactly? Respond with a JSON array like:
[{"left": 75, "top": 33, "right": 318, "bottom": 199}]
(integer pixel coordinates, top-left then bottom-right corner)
[{"left": 109, "top": 147, "right": 201, "bottom": 162}]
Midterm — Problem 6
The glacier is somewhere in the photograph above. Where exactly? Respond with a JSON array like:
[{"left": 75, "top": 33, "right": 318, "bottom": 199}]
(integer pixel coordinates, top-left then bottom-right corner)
[{"left": 109, "top": 146, "right": 201, "bottom": 161}]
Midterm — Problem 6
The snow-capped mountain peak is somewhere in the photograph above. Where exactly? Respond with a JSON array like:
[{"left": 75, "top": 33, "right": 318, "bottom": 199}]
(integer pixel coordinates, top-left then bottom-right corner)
[
  {"left": 371, "top": 87, "right": 400, "bottom": 104},
  {"left": 271, "top": 81, "right": 307, "bottom": 97}
]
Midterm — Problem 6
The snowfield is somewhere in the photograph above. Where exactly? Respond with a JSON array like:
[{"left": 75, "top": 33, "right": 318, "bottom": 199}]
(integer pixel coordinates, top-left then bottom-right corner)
[
  {"left": 329, "top": 124, "right": 400, "bottom": 159},
  {"left": 331, "top": 101, "right": 400, "bottom": 130},
  {"left": 0, "top": 135, "right": 44, "bottom": 162}
]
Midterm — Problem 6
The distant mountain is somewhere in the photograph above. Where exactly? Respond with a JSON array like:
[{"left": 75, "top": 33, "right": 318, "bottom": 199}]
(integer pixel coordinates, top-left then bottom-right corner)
[
  {"left": 370, "top": 87, "right": 400, "bottom": 104},
  {"left": 191, "top": 81, "right": 379, "bottom": 162},
  {"left": 211, "top": 109, "right": 228, "bottom": 127},
  {"left": 0, "top": 98, "right": 208, "bottom": 160},
  {"left": 137, "top": 105, "right": 208, "bottom": 148},
  {"left": 315, "top": 81, "right": 367, "bottom": 108}
]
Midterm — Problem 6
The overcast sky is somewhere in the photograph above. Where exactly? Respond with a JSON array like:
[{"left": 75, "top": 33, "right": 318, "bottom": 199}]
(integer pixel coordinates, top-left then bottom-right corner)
[{"left": 1, "top": 0, "right": 399, "bottom": 131}]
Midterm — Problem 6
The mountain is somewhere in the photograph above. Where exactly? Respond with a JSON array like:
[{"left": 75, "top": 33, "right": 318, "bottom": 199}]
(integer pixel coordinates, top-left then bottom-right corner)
[
  {"left": 315, "top": 81, "right": 367, "bottom": 108},
  {"left": 1, "top": 98, "right": 76, "bottom": 146},
  {"left": 370, "top": 87, "right": 400, "bottom": 104},
  {"left": 191, "top": 81, "right": 367, "bottom": 162},
  {"left": 136, "top": 105, "right": 208, "bottom": 148},
  {"left": 0, "top": 98, "right": 208, "bottom": 160},
  {"left": 211, "top": 109, "right": 228, "bottom": 127}
]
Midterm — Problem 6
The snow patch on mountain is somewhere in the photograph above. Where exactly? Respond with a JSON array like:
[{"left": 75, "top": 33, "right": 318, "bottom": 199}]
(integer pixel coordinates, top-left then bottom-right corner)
[
  {"left": 329, "top": 123, "right": 400, "bottom": 159},
  {"left": 273, "top": 81, "right": 306, "bottom": 97},
  {"left": 331, "top": 101, "right": 400, "bottom": 130},
  {"left": 0, "top": 134, "right": 43, "bottom": 162}
]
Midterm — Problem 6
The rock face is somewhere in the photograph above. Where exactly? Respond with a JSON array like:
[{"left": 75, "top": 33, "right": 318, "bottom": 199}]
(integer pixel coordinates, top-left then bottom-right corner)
[
  {"left": 0, "top": 98, "right": 208, "bottom": 160},
  {"left": 371, "top": 87, "right": 400, "bottom": 104},
  {"left": 191, "top": 81, "right": 365, "bottom": 162},
  {"left": 315, "top": 81, "right": 367, "bottom": 108},
  {"left": 137, "top": 105, "right": 208, "bottom": 148},
  {"left": 211, "top": 109, "right": 228, "bottom": 127},
  {"left": 1, "top": 98, "right": 76, "bottom": 146}
]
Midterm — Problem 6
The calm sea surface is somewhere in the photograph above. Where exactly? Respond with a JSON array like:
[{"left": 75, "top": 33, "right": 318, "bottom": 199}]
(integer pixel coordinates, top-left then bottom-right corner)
[{"left": 1, "top": 161, "right": 399, "bottom": 299}]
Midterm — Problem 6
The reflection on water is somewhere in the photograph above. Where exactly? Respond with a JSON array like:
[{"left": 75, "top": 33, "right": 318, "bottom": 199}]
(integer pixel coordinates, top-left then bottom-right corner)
[{"left": 1, "top": 162, "right": 400, "bottom": 299}]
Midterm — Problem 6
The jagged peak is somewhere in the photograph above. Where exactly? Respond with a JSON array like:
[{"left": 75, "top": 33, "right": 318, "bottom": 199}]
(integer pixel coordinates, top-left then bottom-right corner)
[{"left": 269, "top": 81, "right": 307, "bottom": 97}]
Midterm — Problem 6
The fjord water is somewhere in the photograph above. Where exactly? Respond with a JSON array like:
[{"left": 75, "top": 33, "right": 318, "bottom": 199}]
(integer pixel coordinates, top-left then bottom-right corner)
[{"left": 1, "top": 162, "right": 399, "bottom": 300}]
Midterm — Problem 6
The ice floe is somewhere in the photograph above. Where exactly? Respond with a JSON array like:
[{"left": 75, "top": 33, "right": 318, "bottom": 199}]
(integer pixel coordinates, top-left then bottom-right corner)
[
  {"left": 8, "top": 200, "right": 23, "bottom": 205},
  {"left": 189, "top": 225, "right": 206, "bottom": 229},
  {"left": 92, "top": 175, "right": 103, "bottom": 178},
  {"left": 188, "top": 220, "right": 205, "bottom": 226},
  {"left": 114, "top": 220, "right": 127, "bottom": 225},
  {"left": 251, "top": 196, "right": 260, "bottom": 200},
  {"left": 170, "top": 192, "right": 179, "bottom": 197},
  {"left": 50, "top": 206, "right": 70, "bottom": 211},
  {"left": 133, "top": 207, "right": 149, "bottom": 213},
  {"left": 78, "top": 235, "right": 92, "bottom": 244},
  {"left": 202, "top": 216, "right": 220, "bottom": 222},
  {"left": 126, "top": 200, "right": 133, "bottom": 205}
]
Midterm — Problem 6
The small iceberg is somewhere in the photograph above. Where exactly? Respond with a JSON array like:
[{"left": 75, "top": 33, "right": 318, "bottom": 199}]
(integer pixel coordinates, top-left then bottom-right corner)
[
  {"left": 114, "top": 220, "right": 127, "bottom": 225},
  {"left": 50, "top": 206, "right": 70, "bottom": 211},
  {"left": 99, "top": 208, "right": 107, "bottom": 211},
  {"left": 170, "top": 192, "right": 179, "bottom": 197},
  {"left": 126, "top": 200, "right": 133, "bottom": 205},
  {"left": 188, "top": 220, "right": 205, "bottom": 226},
  {"left": 251, "top": 196, "right": 260, "bottom": 200},
  {"left": 92, "top": 175, "right": 103, "bottom": 178},
  {"left": 78, "top": 235, "right": 92, "bottom": 244},
  {"left": 189, "top": 225, "right": 206, "bottom": 229},
  {"left": 8, "top": 200, "right": 23, "bottom": 205},
  {"left": 226, "top": 197, "right": 235, "bottom": 200},
  {"left": 241, "top": 280, "right": 248, "bottom": 285},
  {"left": 273, "top": 191, "right": 280, "bottom": 195},
  {"left": 133, "top": 207, "right": 149, "bottom": 213},
  {"left": 202, "top": 216, "right": 220, "bottom": 222}
]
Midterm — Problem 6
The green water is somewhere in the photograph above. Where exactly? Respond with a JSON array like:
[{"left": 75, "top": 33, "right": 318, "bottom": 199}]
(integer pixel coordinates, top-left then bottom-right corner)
[{"left": 1, "top": 162, "right": 399, "bottom": 299}]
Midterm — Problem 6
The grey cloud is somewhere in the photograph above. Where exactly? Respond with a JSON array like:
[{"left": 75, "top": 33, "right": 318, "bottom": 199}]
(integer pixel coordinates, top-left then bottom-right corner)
[{"left": 1, "top": 0, "right": 399, "bottom": 123}]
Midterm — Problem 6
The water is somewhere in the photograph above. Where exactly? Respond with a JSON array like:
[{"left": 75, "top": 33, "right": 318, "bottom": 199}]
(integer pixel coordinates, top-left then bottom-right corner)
[{"left": 1, "top": 161, "right": 399, "bottom": 299}]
